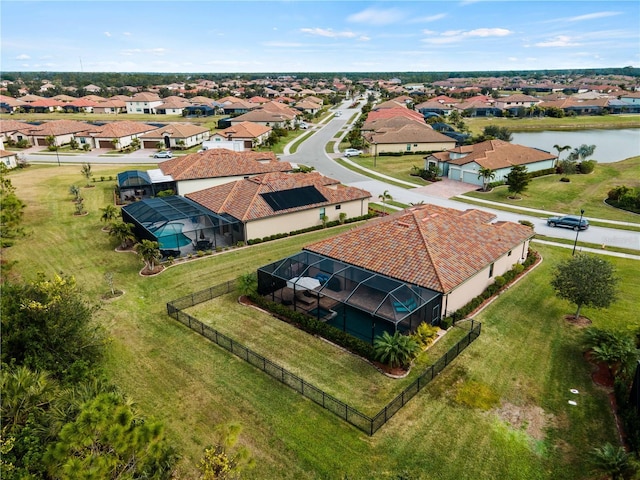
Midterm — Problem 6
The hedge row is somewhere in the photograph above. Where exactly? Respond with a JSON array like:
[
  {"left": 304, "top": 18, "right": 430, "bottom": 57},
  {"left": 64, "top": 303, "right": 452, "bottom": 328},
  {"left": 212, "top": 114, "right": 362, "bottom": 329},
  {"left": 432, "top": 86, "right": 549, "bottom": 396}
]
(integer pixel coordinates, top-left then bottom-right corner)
[
  {"left": 246, "top": 213, "right": 374, "bottom": 245},
  {"left": 445, "top": 248, "right": 537, "bottom": 324},
  {"left": 247, "top": 293, "right": 377, "bottom": 360}
]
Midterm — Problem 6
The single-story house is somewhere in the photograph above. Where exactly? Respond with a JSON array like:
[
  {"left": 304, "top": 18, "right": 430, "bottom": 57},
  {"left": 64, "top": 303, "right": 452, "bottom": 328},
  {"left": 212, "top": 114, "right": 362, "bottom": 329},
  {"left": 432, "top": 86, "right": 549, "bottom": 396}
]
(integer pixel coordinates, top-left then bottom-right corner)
[
  {"left": 0, "top": 119, "right": 33, "bottom": 145},
  {"left": 138, "top": 123, "right": 210, "bottom": 149},
  {"left": 210, "top": 121, "right": 272, "bottom": 149},
  {"left": 364, "top": 121, "right": 457, "bottom": 155},
  {"left": 77, "top": 121, "right": 159, "bottom": 149},
  {"left": 257, "top": 204, "right": 533, "bottom": 343},
  {"left": 26, "top": 120, "right": 92, "bottom": 147},
  {"left": 154, "top": 97, "right": 191, "bottom": 115},
  {"left": 186, "top": 171, "right": 371, "bottom": 242},
  {"left": 156, "top": 148, "right": 293, "bottom": 195},
  {"left": 91, "top": 99, "right": 127, "bottom": 114},
  {"left": 493, "top": 94, "right": 542, "bottom": 111},
  {"left": 426, "top": 139, "right": 557, "bottom": 186},
  {"left": 0, "top": 149, "right": 19, "bottom": 169},
  {"left": 0, "top": 95, "right": 28, "bottom": 113}
]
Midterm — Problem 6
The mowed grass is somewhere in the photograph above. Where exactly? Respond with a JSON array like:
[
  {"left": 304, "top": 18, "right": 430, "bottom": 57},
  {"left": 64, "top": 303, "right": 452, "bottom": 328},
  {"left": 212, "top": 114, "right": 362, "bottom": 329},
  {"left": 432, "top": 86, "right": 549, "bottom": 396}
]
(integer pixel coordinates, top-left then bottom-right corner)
[
  {"left": 345, "top": 153, "right": 428, "bottom": 186},
  {"left": 462, "top": 156, "right": 640, "bottom": 223},
  {"left": 4, "top": 164, "right": 638, "bottom": 479},
  {"left": 465, "top": 114, "right": 640, "bottom": 135}
]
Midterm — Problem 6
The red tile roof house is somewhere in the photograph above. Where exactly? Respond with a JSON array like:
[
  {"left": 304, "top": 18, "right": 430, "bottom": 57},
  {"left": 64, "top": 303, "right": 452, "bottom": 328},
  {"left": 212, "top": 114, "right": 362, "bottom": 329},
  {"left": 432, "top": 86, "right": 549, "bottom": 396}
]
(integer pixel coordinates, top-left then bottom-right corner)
[
  {"left": 257, "top": 204, "right": 533, "bottom": 342},
  {"left": 125, "top": 92, "right": 163, "bottom": 114},
  {"left": 187, "top": 171, "right": 371, "bottom": 242},
  {"left": 76, "top": 121, "right": 158, "bottom": 149},
  {"left": 0, "top": 119, "right": 34, "bottom": 145},
  {"left": 138, "top": 123, "right": 210, "bottom": 150},
  {"left": 210, "top": 121, "right": 272, "bottom": 149},
  {"left": 426, "top": 139, "right": 557, "bottom": 187},
  {"left": 0, "top": 149, "right": 19, "bottom": 169},
  {"left": 155, "top": 148, "right": 293, "bottom": 195},
  {"left": 363, "top": 117, "right": 457, "bottom": 155},
  {"left": 24, "top": 120, "right": 92, "bottom": 147}
]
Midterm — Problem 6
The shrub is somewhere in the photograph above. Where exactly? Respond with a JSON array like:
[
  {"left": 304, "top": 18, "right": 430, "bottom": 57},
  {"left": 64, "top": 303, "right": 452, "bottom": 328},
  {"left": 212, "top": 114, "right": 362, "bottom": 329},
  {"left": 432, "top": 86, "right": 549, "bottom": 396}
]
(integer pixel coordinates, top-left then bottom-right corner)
[
  {"left": 494, "top": 276, "right": 506, "bottom": 288},
  {"left": 579, "top": 160, "right": 596, "bottom": 174},
  {"left": 197, "top": 250, "right": 205, "bottom": 257},
  {"left": 560, "top": 177, "right": 571, "bottom": 182},
  {"left": 512, "top": 263, "right": 524, "bottom": 275},
  {"left": 518, "top": 220, "right": 534, "bottom": 228},
  {"left": 528, "top": 167, "right": 556, "bottom": 179},
  {"left": 374, "top": 331, "right": 421, "bottom": 369},
  {"left": 440, "top": 317, "right": 452, "bottom": 329},
  {"left": 412, "top": 322, "right": 440, "bottom": 348}
]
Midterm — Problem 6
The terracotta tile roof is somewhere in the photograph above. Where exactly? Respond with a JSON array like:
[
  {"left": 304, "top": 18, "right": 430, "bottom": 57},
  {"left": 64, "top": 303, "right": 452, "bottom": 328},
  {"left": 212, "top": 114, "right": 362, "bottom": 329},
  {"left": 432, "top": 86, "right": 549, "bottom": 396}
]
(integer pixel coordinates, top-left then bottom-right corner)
[
  {"left": 366, "top": 107, "right": 425, "bottom": 124},
  {"left": 27, "top": 120, "right": 92, "bottom": 136},
  {"left": 218, "top": 121, "right": 271, "bottom": 139},
  {"left": 128, "top": 92, "right": 162, "bottom": 102},
  {"left": 159, "top": 148, "right": 292, "bottom": 181},
  {"left": 366, "top": 122, "right": 456, "bottom": 145},
  {"left": 186, "top": 171, "right": 371, "bottom": 221},
  {"left": 445, "top": 139, "right": 556, "bottom": 169},
  {"left": 139, "top": 123, "right": 209, "bottom": 138},
  {"left": 155, "top": 98, "right": 191, "bottom": 109},
  {"left": 93, "top": 99, "right": 126, "bottom": 108},
  {"left": 0, "top": 95, "right": 27, "bottom": 107},
  {"left": 88, "top": 121, "right": 158, "bottom": 138},
  {"left": 0, "top": 149, "right": 18, "bottom": 158},
  {"left": 0, "top": 119, "right": 33, "bottom": 134},
  {"left": 82, "top": 95, "right": 108, "bottom": 102},
  {"left": 231, "top": 109, "right": 296, "bottom": 123},
  {"left": 373, "top": 99, "right": 408, "bottom": 110},
  {"left": 304, "top": 204, "right": 532, "bottom": 293}
]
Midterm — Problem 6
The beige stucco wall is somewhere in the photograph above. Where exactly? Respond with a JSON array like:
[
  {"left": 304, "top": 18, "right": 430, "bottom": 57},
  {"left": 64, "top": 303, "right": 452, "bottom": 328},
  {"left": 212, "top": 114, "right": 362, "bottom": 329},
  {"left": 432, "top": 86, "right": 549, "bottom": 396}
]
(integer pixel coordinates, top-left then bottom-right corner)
[
  {"left": 245, "top": 199, "right": 369, "bottom": 240},
  {"left": 377, "top": 140, "right": 456, "bottom": 155},
  {"left": 443, "top": 239, "right": 530, "bottom": 315},
  {"left": 177, "top": 175, "right": 247, "bottom": 196}
]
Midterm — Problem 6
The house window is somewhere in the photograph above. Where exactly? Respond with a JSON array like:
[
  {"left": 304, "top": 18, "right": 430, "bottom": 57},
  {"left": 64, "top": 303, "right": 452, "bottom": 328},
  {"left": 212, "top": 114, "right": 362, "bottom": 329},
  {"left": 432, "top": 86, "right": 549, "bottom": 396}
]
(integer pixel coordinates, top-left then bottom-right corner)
[
  {"left": 319, "top": 207, "right": 326, "bottom": 219},
  {"left": 406, "top": 144, "right": 411, "bottom": 151},
  {"left": 489, "top": 263, "right": 494, "bottom": 278},
  {"left": 335, "top": 205, "right": 341, "bottom": 210}
]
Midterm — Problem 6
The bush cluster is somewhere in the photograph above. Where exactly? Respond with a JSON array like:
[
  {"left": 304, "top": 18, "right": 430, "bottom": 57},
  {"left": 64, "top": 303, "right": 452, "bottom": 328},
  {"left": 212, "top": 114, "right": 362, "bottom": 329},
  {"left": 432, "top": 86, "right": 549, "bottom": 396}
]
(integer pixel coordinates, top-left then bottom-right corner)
[
  {"left": 606, "top": 185, "right": 640, "bottom": 214},
  {"left": 528, "top": 167, "right": 556, "bottom": 179},
  {"left": 247, "top": 293, "right": 376, "bottom": 360}
]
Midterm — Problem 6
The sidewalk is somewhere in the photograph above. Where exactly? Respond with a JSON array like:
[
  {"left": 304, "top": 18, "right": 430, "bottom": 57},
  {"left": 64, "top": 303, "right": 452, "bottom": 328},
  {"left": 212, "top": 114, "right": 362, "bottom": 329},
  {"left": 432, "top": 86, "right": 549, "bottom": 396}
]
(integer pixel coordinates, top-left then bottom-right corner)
[{"left": 532, "top": 239, "right": 640, "bottom": 260}]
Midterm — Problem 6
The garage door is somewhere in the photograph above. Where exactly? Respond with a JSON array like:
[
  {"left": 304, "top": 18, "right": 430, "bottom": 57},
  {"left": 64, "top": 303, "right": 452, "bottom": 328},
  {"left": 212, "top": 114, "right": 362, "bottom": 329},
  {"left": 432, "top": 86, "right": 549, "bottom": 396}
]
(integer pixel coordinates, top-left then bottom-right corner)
[
  {"left": 99, "top": 140, "right": 112, "bottom": 148},
  {"left": 143, "top": 140, "right": 157, "bottom": 149},
  {"left": 449, "top": 167, "right": 461, "bottom": 181},
  {"left": 37, "top": 138, "right": 48, "bottom": 146},
  {"left": 462, "top": 170, "right": 480, "bottom": 185}
]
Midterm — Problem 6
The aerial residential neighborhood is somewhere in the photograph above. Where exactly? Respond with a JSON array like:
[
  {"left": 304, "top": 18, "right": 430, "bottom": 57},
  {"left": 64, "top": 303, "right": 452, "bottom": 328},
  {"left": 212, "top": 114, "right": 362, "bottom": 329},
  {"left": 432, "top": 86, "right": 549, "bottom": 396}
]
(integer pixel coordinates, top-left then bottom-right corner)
[{"left": 2, "top": 0, "right": 640, "bottom": 465}]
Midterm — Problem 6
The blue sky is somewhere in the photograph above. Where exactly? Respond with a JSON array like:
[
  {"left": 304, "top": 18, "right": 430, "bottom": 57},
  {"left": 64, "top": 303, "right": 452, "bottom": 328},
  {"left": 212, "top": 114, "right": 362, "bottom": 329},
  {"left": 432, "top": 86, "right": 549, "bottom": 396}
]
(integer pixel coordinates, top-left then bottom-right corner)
[{"left": 1, "top": 1, "right": 638, "bottom": 73}]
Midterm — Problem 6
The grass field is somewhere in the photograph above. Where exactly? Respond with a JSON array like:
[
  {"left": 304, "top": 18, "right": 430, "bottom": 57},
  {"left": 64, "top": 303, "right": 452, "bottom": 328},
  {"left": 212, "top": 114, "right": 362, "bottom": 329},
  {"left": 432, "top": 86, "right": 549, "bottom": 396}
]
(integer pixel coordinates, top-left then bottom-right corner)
[
  {"left": 464, "top": 115, "right": 640, "bottom": 135},
  {"left": 461, "top": 156, "right": 640, "bottom": 223},
  {"left": 4, "top": 164, "right": 638, "bottom": 479}
]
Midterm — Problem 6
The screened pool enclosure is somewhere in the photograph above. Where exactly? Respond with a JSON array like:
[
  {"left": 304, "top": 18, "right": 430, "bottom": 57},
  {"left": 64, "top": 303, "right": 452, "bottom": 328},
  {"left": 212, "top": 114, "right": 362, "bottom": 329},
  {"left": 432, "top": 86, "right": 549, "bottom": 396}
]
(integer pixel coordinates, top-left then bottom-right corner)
[
  {"left": 116, "top": 170, "right": 175, "bottom": 203},
  {"left": 122, "top": 196, "right": 240, "bottom": 257},
  {"left": 258, "top": 250, "right": 442, "bottom": 343}
]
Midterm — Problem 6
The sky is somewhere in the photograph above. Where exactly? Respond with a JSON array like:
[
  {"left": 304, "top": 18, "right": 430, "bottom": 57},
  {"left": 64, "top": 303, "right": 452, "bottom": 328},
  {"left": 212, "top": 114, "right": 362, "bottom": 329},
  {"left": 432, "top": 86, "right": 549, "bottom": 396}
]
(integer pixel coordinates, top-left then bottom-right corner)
[{"left": 1, "top": 0, "right": 639, "bottom": 73}]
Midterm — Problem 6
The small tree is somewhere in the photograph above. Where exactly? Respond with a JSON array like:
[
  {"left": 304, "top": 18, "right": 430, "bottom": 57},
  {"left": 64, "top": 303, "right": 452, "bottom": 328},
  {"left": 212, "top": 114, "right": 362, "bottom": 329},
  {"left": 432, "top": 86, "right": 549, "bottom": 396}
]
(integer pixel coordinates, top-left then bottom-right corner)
[
  {"left": 378, "top": 189, "right": 392, "bottom": 206},
  {"left": 69, "top": 184, "right": 81, "bottom": 202},
  {"left": 477, "top": 167, "right": 495, "bottom": 192},
  {"left": 198, "top": 423, "right": 254, "bottom": 480},
  {"left": 74, "top": 198, "right": 86, "bottom": 215},
  {"left": 135, "top": 239, "right": 161, "bottom": 272},
  {"left": 45, "top": 135, "right": 58, "bottom": 152},
  {"left": 551, "top": 254, "right": 618, "bottom": 320},
  {"left": 373, "top": 331, "right": 420, "bottom": 369},
  {"left": 100, "top": 204, "right": 119, "bottom": 228},
  {"left": 104, "top": 271, "right": 115, "bottom": 296},
  {"left": 237, "top": 273, "right": 257, "bottom": 297},
  {"left": 108, "top": 220, "right": 135, "bottom": 250},
  {"left": 80, "top": 163, "right": 92, "bottom": 187},
  {"left": 553, "top": 144, "right": 571, "bottom": 163},
  {"left": 111, "top": 138, "right": 120, "bottom": 151},
  {"left": 590, "top": 443, "right": 634, "bottom": 480},
  {"left": 505, "top": 164, "right": 530, "bottom": 199}
]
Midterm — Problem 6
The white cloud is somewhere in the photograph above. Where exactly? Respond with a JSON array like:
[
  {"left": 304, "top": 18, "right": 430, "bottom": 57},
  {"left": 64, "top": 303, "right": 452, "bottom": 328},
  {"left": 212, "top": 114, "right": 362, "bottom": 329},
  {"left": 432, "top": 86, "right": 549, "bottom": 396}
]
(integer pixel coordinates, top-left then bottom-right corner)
[
  {"left": 567, "top": 11, "right": 621, "bottom": 22},
  {"left": 104, "top": 31, "right": 112, "bottom": 37},
  {"left": 423, "top": 27, "right": 513, "bottom": 44},
  {"left": 263, "top": 41, "right": 303, "bottom": 48},
  {"left": 151, "top": 48, "right": 166, "bottom": 56},
  {"left": 121, "top": 49, "right": 142, "bottom": 56},
  {"left": 16, "top": 54, "right": 30, "bottom": 60},
  {"left": 410, "top": 13, "right": 447, "bottom": 23},
  {"left": 359, "top": 36, "right": 371, "bottom": 42},
  {"left": 535, "top": 35, "right": 580, "bottom": 47},
  {"left": 300, "top": 28, "right": 357, "bottom": 38},
  {"left": 123, "top": 32, "right": 132, "bottom": 36},
  {"left": 347, "top": 7, "right": 405, "bottom": 26}
]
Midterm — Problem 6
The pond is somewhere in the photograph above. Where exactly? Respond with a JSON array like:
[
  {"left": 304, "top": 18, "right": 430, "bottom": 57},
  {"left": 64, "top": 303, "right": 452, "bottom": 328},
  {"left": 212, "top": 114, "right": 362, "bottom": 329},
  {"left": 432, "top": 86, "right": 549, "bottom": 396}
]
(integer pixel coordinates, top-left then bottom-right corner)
[{"left": 511, "top": 128, "right": 640, "bottom": 163}]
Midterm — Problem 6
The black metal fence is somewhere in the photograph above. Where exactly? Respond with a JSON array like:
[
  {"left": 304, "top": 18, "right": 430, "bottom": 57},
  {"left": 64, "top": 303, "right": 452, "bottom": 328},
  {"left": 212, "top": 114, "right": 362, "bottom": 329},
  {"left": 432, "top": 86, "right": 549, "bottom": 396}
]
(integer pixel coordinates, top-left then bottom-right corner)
[{"left": 167, "top": 282, "right": 481, "bottom": 435}]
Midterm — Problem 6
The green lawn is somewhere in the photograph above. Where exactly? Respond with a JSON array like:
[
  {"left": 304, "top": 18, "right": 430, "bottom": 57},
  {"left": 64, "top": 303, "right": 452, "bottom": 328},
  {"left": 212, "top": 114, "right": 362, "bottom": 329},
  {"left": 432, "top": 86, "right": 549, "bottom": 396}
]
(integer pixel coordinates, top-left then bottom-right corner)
[
  {"left": 465, "top": 115, "right": 640, "bottom": 135},
  {"left": 461, "top": 156, "right": 640, "bottom": 223},
  {"left": 4, "top": 164, "right": 638, "bottom": 479}
]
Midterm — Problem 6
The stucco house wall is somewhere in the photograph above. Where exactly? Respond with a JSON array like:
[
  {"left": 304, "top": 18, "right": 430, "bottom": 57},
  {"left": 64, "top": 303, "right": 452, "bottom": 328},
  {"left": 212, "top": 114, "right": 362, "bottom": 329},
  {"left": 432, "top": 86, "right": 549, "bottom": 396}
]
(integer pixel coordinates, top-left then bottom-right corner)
[{"left": 376, "top": 140, "right": 455, "bottom": 155}]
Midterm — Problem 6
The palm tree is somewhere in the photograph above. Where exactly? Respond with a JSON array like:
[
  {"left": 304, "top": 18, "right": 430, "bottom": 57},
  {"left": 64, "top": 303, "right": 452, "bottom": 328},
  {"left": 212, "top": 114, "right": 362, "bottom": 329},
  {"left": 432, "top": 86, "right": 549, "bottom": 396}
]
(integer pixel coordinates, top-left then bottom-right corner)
[
  {"left": 373, "top": 331, "right": 420, "bottom": 369},
  {"left": 108, "top": 220, "right": 135, "bottom": 250},
  {"left": 477, "top": 167, "right": 495, "bottom": 192},
  {"left": 135, "top": 239, "right": 161, "bottom": 272},
  {"left": 553, "top": 144, "right": 571, "bottom": 163},
  {"left": 100, "top": 204, "right": 119, "bottom": 230},
  {"left": 237, "top": 272, "right": 257, "bottom": 297},
  {"left": 378, "top": 190, "right": 392, "bottom": 207},
  {"left": 590, "top": 443, "right": 633, "bottom": 480},
  {"left": 0, "top": 365, "right": 54, "bottom": 429}
]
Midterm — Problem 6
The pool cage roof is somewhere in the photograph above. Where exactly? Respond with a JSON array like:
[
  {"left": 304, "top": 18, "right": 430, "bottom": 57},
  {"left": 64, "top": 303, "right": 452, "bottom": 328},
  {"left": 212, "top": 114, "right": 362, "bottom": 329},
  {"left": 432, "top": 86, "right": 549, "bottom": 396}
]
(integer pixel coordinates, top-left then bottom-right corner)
[
  {"left": 258, "top": 250, "right": 440, "bottom": 325},
  {"left": 117, "top": 170, "right": 152, "bottom": 188},
  {"left": 122, "top": 195, "right": 238, "bottom": 232}
]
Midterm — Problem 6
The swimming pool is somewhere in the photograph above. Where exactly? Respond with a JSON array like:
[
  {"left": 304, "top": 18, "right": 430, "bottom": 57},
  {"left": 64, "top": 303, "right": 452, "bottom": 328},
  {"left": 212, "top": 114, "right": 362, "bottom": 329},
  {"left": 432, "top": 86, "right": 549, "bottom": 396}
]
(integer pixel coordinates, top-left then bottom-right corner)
[
  {"left": 308, "top": 307, "right": 337, "bottom": 321},
  {"left": 153, "top": 222, "right": 192, "bottom": 249}
]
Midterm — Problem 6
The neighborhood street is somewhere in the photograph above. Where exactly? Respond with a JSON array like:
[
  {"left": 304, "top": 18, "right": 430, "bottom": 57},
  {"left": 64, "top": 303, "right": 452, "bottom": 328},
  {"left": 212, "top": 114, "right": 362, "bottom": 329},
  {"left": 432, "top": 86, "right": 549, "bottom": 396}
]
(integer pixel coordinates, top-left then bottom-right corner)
[{"left": 22, "top": 100, "right": 640, "bottom": 253}]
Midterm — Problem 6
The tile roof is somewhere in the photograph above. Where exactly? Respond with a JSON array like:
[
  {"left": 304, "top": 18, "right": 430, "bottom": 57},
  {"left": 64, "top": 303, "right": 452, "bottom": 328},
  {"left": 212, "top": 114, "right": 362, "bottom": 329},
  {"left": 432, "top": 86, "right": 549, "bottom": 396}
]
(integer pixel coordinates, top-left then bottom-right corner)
[
  {"left": 304, "top": 204, "right": 533, "bottom": 293},
  {"left": 88, "top": 121, "right": 158, "bottom": 138},
  {"left": 367, "top": 122, "right": 456, "bottom": 145},
  {"left": 218, "top": 121, "right": 271, "bottom": 139},
  {"left": 0, "top": 119, "right": 33, "bottom": 134},
  {"left": 27, "top": 120, "right": 93, "bottom": 136},
  {"left": 139, "top": 123, "right": 209, "bottom": 138},
  {"left": 128, "top": 92, "right": 162, "bottom": 102},
  {"left": 187, "top": 171, "right": 370, "bottom": 221},
  {"left": 445, "top": 139, "right": 556, "bottom": 169},
  {"left": 366, "top": 107, "right": 425, "bottom": 124},
  {"left": 159, "top": 148, "right": 292, "bottom": 181}
]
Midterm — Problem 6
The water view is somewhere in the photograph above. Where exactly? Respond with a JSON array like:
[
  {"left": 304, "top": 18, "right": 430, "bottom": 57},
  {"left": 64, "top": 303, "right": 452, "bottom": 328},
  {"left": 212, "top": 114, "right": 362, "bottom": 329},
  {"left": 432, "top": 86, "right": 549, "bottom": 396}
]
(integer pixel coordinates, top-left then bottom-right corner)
[{"left": 511, "top": 128, "right": 640, "bottom": 163}]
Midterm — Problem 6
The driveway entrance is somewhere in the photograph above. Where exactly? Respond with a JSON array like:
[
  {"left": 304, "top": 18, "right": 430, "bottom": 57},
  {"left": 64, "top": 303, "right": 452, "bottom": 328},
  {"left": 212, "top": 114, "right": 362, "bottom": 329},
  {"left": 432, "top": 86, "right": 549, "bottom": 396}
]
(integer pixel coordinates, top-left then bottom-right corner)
[{"left": 411, "top": 178, "right": 479, "bottom": 199}]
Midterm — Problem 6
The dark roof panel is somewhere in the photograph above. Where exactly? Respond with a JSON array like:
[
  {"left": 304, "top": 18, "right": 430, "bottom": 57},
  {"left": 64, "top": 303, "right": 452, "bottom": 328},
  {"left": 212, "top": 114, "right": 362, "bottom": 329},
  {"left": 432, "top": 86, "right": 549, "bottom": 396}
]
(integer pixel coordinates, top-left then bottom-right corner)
[{"left": 260, "top": 185, "right": 327, "bottom": 212}]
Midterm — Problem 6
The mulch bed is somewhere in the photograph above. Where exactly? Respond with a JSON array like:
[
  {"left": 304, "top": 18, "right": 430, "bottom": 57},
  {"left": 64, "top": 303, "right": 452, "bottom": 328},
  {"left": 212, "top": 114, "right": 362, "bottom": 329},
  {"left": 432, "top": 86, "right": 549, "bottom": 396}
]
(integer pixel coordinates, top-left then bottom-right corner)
[{"left": 140, "top": 265, "right": 165, "bottom": 276}]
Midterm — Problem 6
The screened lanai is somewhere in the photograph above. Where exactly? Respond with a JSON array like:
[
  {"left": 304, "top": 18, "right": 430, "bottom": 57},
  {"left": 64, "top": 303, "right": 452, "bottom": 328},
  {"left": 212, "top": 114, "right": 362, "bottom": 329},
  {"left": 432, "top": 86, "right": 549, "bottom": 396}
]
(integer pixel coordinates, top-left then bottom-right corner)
[
  {"left": 117, "top": 170, "right": 175, "bottom": 202},
  {"left": 122, "top": 196, "right": 240, "bottom": 257},
  {"left": 257, "top": 250, "right": 442, "bottom": 343}
]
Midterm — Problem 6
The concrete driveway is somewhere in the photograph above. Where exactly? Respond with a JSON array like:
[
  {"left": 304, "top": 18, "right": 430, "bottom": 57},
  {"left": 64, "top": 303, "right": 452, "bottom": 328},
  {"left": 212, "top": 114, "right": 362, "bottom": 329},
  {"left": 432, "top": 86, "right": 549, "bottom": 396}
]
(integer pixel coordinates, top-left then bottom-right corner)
[{"left": 411, "top": 178, "right": 479, "bottom": 198}]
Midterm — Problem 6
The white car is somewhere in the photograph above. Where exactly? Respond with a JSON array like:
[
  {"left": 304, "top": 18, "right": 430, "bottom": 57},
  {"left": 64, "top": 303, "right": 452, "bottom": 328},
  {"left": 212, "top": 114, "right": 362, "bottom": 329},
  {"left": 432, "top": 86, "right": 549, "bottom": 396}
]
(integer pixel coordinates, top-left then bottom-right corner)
[
  {"left": 153, "top": 150, "right": 173, "bottom": 159},
  {"left": 298, "top": 122, "right": 309, "bottom": 129},
  {"left": 343, "top": 148, "right": 363, "bottom": 157},
  {"left": 335, "top": 111, "right": 342, "bottom": 117}
]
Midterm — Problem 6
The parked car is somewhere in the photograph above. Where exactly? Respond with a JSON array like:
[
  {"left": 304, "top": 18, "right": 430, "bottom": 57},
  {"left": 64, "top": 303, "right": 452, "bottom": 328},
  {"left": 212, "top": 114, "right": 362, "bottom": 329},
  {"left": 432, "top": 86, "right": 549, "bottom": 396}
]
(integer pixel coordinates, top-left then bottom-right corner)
[
  {"left": 335, "top": 111, "right": 342, "bottom": 117},
  {"left": 343, "top": 148, "right": 363, "bottom": 157},
  {"left": 546, "top": 215, "right": 589, "bottom": 231},
  {"left": 153, "top": 150, "right": 173, "bottom": 159},
  {"left": 298, "top": 122, "right": 308, "bottom": 129}
]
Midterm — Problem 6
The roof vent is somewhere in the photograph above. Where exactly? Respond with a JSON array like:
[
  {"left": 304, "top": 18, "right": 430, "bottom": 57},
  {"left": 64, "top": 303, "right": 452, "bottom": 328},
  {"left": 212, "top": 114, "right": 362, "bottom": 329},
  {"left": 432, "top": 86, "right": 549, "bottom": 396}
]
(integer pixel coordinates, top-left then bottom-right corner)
[{"left": 397, "top": 221, "right": 411, "bottom": 228}]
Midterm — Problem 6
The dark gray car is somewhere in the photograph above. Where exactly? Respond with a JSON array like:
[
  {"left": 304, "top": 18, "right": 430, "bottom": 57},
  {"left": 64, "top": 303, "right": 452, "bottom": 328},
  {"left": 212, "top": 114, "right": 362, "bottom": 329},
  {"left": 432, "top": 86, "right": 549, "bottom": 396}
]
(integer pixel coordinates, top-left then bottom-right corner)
[{"left": 546, "top": 215, "right": 589, "bottom": 231}]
